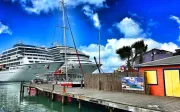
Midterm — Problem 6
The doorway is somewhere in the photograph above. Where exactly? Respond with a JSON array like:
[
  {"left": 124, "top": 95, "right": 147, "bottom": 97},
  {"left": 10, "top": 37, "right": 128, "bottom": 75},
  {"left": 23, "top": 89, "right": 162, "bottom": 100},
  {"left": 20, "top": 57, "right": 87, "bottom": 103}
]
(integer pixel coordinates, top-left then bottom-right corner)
[{"left": 164, "top": 70, "right": 180, "bottom": 97}]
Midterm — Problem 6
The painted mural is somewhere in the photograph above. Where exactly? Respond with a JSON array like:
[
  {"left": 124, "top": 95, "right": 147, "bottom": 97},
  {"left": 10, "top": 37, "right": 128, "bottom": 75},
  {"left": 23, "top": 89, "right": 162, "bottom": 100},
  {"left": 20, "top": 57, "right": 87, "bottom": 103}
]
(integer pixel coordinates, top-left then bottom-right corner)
[{"left": 122, "top": 77, "right": 144, "bottom": 91}]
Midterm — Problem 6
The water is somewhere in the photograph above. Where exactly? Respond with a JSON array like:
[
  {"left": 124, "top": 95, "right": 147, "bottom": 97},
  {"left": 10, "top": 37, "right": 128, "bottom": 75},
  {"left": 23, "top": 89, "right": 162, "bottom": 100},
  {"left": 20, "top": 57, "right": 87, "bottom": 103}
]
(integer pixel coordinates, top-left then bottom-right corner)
[{"left": 0, "top": 82, "right": 110, "bottom": 112}]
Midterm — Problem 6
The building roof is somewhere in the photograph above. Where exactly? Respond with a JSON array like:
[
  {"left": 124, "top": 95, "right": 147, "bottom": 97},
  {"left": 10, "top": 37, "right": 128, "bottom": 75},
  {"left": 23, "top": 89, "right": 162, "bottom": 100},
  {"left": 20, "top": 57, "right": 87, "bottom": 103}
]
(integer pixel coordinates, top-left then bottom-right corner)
[{"left": 135, "top": 55, "right": 180, "bottom": 67}]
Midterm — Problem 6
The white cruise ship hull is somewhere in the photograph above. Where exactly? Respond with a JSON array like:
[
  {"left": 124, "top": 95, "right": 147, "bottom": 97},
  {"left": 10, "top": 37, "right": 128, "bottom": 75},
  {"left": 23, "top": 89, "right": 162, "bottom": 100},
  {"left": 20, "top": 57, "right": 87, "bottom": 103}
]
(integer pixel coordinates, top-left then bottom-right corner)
[
  {"left": 61, "top": 63, "right": 100, "bottom": 76},
  {"left": 0, "top": 62, "right": 63, "bottom": 82}
]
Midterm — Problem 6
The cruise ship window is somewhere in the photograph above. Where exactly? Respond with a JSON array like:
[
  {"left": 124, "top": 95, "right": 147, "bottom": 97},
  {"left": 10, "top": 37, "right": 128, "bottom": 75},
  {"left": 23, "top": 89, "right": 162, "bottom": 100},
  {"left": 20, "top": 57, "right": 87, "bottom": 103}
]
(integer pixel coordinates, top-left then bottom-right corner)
[
  {"left": 35, "top": 61, "right": 39, "bottom": 63},
  {"left": 29, "top": 61, "right": 34, "bottom": 63},
  {"left": 33, "top": 57, "right": 38, "bottom": 59},
  {"left": 27, "top": 57, "right": 32, "bottom": 59}
]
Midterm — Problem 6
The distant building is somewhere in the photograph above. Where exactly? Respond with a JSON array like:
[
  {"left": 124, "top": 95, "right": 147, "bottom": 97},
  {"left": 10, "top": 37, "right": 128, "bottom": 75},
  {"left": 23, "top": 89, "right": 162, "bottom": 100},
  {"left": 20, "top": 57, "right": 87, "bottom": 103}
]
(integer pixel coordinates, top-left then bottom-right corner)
[{"left": 134, "top": 48, "right": 173, "bottom": 65}]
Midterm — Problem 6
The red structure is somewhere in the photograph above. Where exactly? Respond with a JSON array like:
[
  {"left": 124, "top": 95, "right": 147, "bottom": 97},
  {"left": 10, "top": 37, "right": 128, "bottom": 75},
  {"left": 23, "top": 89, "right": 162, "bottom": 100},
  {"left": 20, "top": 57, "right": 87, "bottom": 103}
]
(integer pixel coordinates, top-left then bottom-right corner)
[
  {"left": 136, "top": 55, "right": 180, "bottom": 97},
  {"left": 53, "top": 69, "right": 62, "bottom": 75}
]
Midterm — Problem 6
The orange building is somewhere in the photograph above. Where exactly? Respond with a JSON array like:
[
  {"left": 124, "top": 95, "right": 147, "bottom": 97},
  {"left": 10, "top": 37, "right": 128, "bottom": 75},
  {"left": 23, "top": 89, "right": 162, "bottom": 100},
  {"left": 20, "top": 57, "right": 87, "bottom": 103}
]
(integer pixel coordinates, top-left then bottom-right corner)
[{"left": 136, "top": 55, "right": 180, "bottom": 97}]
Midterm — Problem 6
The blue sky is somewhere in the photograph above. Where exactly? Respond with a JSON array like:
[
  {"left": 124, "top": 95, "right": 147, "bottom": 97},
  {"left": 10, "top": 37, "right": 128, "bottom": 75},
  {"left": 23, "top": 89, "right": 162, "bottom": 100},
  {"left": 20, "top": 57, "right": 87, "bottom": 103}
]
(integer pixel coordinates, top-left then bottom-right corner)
[{"left": 1, "top": 0, "right": 180, "bottom": 72}]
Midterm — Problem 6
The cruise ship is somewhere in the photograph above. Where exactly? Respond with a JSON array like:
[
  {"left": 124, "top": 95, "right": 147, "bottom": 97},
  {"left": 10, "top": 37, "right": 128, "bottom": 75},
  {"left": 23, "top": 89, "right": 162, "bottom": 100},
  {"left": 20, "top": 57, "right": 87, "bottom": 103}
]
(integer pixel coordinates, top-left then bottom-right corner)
[
  {"left": 0, "top": 43, "right": 64, "bottom": 82},
  {"left": 48, "top": 44, "right": 101, "bottom": 79}
]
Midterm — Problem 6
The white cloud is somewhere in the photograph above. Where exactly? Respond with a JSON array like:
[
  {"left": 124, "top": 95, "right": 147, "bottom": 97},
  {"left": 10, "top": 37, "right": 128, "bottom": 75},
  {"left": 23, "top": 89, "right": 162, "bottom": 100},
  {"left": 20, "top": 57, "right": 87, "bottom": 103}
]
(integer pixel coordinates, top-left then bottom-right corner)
[
  {"left": 79, "top": 17, "right": 179, "bottom": 72},
  {"left": 170, "top": 15, "right": 180, "bottom": 25},
  {"left": 65, "top": 0, "right": 106, "bottom": 7},
  {"left": 170, "top": 15, "right": 180, "bottom": 41},
  {"left": 148, "top": 19, "right": 158, "bottom": 27},
  {"left": 0, "top": 22, "right": 12, "bottom": 35},
  {"left": 93, "top": 13, "right": 101, "bottom": 29},
  {"left": 13, "top": 0, "right": 106, "bottom": 14},
  {"left": 116, "top": 17, "right": 143, "bottom": 37},
  {"left": 82, "top": 5, "right": 93, "bottom": 17},
  {"left": 82, "top": 5, "right": 101, "bottom": 29},
  {"left": 79, "top": 37, "right": 179, "bottom": 72}
]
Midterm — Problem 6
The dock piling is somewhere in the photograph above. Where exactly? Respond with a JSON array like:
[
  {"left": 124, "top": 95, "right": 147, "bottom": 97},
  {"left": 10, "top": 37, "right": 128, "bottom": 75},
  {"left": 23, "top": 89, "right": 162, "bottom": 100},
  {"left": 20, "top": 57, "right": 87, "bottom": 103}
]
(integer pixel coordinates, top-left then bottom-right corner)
[
  {"left": 20, "top": 81, "right": 25, "bottom": 98},
  {"left": 51, "top": 93, "right": 54, "bottom": 101},
  {"left": 109, "top": 107, "right": 113, "bottom": 112},
  {"left": 62, "top": 95, "right": 65, "bottom": 105},
  {"left": 78, "top": 100, "right": 81, "bottom": 109},
  {"left": 52, "top": 84, "right": 54, "bottom": 91},
  {"left": 28, "top": 87, "right": 31, "bottom": 96},
  {"left": 36, "top": 88, "right": 38, "bottom": 96}
]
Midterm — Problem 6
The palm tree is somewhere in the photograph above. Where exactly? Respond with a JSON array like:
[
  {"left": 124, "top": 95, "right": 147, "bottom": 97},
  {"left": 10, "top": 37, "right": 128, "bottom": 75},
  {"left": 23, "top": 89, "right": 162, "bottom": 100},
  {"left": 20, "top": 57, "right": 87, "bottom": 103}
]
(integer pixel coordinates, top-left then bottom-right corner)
[
  {"left": 116, "top": 46, "right": 132, "bottom": 69},
  {"left": 131, "top": 40, "right": 148, "bottom": 64}
]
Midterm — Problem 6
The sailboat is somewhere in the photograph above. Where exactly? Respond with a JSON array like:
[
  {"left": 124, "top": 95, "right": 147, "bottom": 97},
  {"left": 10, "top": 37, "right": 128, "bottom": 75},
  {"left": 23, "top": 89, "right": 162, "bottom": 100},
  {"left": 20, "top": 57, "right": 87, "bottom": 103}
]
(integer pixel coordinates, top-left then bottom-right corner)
[{"left": 49, "top": 0, "right": 102, "bottom": 87}]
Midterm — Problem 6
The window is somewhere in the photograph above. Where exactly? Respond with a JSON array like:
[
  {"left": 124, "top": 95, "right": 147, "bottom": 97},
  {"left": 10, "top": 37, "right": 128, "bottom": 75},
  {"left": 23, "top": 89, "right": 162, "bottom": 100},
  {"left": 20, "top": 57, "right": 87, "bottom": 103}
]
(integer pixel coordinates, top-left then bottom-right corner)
[
  {"left": 145, "top": 71, "right": 157, "bottom": 84},
  {"left": 27, "top": 57, "right": 32, "bottom": 59},
  {"left": 35, "top": 61, "right": 39, "bottom": 63},
  {"left": 33, "top": 57, "right": 38, "bottom": 59},
  {"left": 29, "top": 61, "right": 34, "bottom": 63}
]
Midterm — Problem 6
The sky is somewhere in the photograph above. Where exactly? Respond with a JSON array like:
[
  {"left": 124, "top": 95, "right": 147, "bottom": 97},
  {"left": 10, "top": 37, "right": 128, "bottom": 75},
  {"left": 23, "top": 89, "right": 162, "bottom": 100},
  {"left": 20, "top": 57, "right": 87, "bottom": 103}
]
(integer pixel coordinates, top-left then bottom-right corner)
[{"left": 1, "top": 0, "right": 180, "bottom": 72}]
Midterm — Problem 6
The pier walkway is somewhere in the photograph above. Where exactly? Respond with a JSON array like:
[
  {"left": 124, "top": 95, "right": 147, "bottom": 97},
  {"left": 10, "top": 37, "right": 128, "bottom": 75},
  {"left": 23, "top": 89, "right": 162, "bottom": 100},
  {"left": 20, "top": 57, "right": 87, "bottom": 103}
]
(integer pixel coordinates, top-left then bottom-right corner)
[{"left": 23, "top": 84, "right": 180, "bottom": 112}]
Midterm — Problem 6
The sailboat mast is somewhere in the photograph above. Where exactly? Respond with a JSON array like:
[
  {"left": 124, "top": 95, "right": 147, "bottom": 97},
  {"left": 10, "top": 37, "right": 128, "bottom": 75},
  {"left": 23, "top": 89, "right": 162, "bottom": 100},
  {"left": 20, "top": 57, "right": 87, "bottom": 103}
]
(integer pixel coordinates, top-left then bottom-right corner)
[
  {"left": 61, "top": 0, "right": 68, "bottom": 81},
  {"left": 98, "top": 29, "right": 101, "bottom": 66}
]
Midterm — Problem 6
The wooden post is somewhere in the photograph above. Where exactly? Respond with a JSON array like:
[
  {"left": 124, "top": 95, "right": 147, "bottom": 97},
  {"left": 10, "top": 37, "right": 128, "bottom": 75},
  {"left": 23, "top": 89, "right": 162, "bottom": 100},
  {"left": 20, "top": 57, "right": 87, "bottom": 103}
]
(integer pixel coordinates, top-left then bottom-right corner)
[
  {"left": 28, "top": 87, "right": 31, "bottom": 96},
  {"left": 109, "top": 107, "right": 113, "bottom": 112},
  {"left": 22, "top": 85, "right": 24, "bottom": 96},
  {"left": 62, "top": 95, "right": 65, "bottom": 105},
  {"left": 78, "top": 100, "right": 81, "bottom": 109},
  {"left": 51, "top": 93, "right": 54, "bottom": 101},
  {"left": 36, "top": 88, "right": 38, "bottom": 96},
  {"left": 98, "top": 75, "right": 100, "bottom": 90},
  {"left": 52, "top": 84, "right": 55, "bottom": 91},
  {"left": 20, "top": 81, "right": 23, "bottom": 101},
  {"left": 81, "top": 79, "right": 83, "bottom": 89},
  {"left": 20, "top": 81, "right": 22, "bottom": 96}
]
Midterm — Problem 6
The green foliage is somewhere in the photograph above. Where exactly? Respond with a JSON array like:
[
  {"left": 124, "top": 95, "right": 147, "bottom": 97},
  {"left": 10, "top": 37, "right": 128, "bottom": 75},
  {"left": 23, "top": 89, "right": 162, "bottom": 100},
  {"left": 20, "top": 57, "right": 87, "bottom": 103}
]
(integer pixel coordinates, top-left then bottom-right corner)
[
  {"left": 116, "top": 40, "right": 148, "bottom": 68},
  {"left": 131, "top": 40, "right": 148, "bottom": 64},
  {"left": 116, "top": 46, "right": 132, "bottom": 69},
  {"left": 116, "top": 46, "right": 132, "bottom": 60}
]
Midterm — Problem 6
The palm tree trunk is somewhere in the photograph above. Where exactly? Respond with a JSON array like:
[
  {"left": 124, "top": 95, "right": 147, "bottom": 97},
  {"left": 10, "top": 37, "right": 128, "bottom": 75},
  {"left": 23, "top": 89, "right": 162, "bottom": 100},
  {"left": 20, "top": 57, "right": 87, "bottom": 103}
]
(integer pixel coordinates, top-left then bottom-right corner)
[
  {"left": 139, "top": 53, "right": 143, "bottom": 64},
  {"left": 127, "top": 57, "right": 131, "bottom": 69}
]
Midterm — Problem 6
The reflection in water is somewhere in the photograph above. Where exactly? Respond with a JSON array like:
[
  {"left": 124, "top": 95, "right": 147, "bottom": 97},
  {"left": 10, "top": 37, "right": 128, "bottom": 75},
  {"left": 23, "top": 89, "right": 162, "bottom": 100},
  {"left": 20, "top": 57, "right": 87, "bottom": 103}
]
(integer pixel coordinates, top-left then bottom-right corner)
[{"left": 0, "top": 82, "right": 108, "bottom": 112}]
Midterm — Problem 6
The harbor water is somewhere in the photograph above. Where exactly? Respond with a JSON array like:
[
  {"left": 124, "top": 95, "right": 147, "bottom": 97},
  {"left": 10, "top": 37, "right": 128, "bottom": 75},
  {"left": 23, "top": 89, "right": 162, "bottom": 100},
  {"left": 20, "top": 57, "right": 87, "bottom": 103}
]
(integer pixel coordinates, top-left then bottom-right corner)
[{"left": 0, "top": 82, "right": 109, "bottom": 112}]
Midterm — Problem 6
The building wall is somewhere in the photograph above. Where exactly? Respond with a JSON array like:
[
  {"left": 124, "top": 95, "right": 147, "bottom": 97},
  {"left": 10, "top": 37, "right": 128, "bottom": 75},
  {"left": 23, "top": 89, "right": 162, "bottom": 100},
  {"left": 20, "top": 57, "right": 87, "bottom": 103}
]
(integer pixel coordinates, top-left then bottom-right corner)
[
  {"left": 139, "top": 65, "right": 180, "bottom": 96},
  {"left": 135, "top": 49, "right": 173, "bottom": 65}
]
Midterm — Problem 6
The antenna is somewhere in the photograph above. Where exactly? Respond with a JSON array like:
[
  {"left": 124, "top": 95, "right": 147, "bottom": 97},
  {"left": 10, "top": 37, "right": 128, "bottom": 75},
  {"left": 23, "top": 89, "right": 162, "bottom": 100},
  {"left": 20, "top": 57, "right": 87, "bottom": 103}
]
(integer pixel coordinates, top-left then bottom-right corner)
[
  {"left": 18, "top": 40, "right": 22, "bottom": 44},
  {"left": 98, "top": 29, "right": 101, "bottom": 67}
]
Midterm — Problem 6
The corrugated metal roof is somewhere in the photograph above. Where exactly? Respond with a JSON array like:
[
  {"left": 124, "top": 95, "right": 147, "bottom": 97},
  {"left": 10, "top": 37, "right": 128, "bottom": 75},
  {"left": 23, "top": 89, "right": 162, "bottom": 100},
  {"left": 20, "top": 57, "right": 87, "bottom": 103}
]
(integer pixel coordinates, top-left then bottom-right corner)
[{"left": 135, "top": 55, "right": 180, "bottom": 67}]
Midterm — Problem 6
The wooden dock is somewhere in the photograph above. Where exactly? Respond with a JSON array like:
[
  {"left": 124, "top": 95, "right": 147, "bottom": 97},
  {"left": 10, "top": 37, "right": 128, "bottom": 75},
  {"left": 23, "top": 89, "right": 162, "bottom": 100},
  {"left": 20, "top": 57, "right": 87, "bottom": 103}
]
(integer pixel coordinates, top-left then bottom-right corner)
[{"left": 21, "top": 83, "right": 180, "bottom": 112}]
